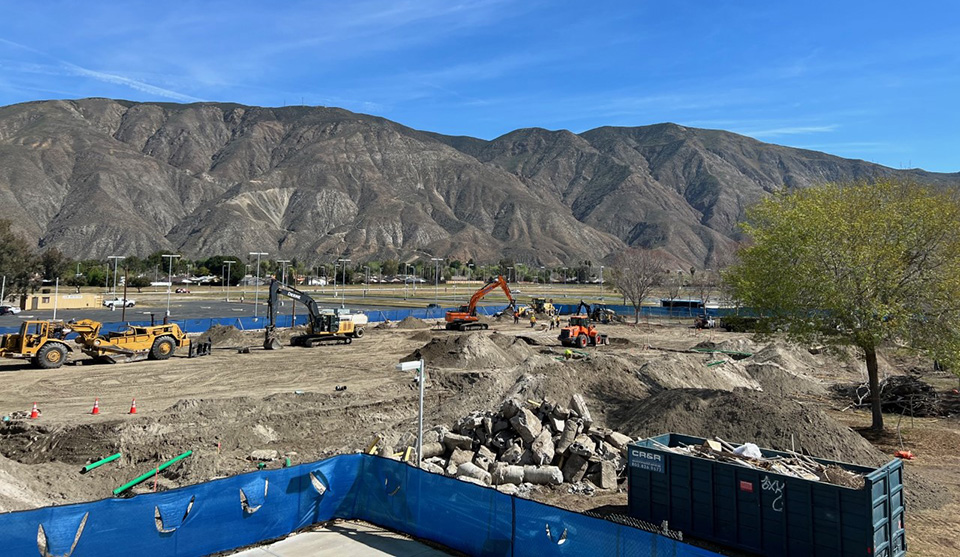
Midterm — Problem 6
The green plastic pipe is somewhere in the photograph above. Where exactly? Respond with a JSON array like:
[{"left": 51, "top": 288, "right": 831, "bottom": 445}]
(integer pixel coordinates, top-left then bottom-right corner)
[
  {"left": 706, "top": 360, "right": 726, "bottom": 367},
  {"left": 80, "top": 452, "right": 121, "bottom": 474},
  {"left": 113, "top": 450, "right": 193, "bottom": 495}
]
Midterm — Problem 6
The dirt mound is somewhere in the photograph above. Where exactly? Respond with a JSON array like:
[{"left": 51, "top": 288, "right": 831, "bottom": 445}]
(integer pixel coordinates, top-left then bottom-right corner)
[
  {"left": 616, "top": 388, "right": 887, "bottom": 466},
  {"left": 410, "top": 331, "right": 437, "bottom": 342},
  {"left": 396, "top": 316, "right": 431, "bottom": 329},
  {"left": 634, "top": 353, "right": 761, "bottom": 392},
  {"left": 744, "top": 362, "right": 828, "bottom": 397},
  {"left": 409, "top": 332, "right": 535, "bottom": 369},
  {"left": 751, "top": 341, "right": 821, "bottom": 372},
  {"left": 693, "top": 337, "right": 758, "bottom": 356},
  {"left": 200, "top": 325, "right": 249, "bottom": 348}
]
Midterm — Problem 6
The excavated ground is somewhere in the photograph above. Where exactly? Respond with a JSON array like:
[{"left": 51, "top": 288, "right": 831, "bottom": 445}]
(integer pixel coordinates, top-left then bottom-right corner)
[{"left": 0, "top": 320, "right": 956, "bottom": 554}]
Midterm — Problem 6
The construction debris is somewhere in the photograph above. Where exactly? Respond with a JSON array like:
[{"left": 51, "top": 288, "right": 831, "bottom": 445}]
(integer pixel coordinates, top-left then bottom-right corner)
[
  {"left": 413, "top": 394, "right": 634, "bottom": 493},
  {"left": 835, "top": 375, "right": 945, "bottom": 417},
  {"left": 651, "top": 436, "right": 866, "bottom": 489}
]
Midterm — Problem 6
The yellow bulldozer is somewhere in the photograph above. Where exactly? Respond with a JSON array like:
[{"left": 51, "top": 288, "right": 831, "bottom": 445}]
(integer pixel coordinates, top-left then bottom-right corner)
[{"left": 0, "top": 318, "right": 191, "bottom": 369}]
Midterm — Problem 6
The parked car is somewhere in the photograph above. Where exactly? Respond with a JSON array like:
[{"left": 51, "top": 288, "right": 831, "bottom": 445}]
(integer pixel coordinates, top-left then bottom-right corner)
[
  {"left": 175, "top": 288, "right": 191, "bottom": 294},
  {"left": 103, "top": 298, "right": 136, "bottom": 309},
  {"left": 0, "top": 305, "right": 21, "bottom": 315}
]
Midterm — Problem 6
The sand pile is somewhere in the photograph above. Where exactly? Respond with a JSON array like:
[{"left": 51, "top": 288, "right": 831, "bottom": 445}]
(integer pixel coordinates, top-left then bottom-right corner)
[
  {"left": 744, "top": 361, "right": 827, "bottom": 397},
  {"left": 617, "top": 388, "right": 886, "bottom": 466},
  {"left": 199, "top": 325, "right": 248, "bottom": 348},
  {"left": 752, "top": 342, "right": 821, "bottom": 372},
  {"left": 408, "top": 332, "right": 534, "bottom": 369},
  {"left": 634, "top": 353, "right": 761, "bottom": 392}
]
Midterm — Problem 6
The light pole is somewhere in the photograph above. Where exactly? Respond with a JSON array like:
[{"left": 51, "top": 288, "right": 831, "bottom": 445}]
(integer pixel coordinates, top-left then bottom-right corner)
[
  {"left": 599, "top": 265, "right": 604, "bottom": 301},
  {"left": 338, "top": 258, "right": 350, "bottom": 308},
  {"left": 363, "top": 266, "right": 369, "bottom": 298},
  {"left": 506, "top": 266, "right": 513, "bottom": 284},
  {"left": 107, "top": 255, "right": 124, "bottom": 295},
  {"left": 431, "top": 257, "right": 443, "bottom": 307},
  {"left": 249, "top": 252, "right": 268, "bottom": 318},
  {"left": 162, "top": 254, "right": 180, "bottom": 317},
  {"left": 223, "top": 260, "right": 236, "bottom": 301},
  {"left": 277, "top": 260, "right": 291, "bottom": 286},
  {"left": 396, "top": 359, "right": 426, "bottom": 468}
]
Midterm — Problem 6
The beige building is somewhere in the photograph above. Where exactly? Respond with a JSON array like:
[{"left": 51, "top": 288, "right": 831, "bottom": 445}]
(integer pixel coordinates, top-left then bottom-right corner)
[{"left": 19, "top": 292, "right": 102, "bottom": 310}]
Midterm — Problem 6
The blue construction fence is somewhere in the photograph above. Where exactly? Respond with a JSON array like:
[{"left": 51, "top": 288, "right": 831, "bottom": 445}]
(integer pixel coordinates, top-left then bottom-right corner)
[
  {"left": 0, "top": 304, "right": 736, "bottom": 337},
  {"left": 0, "top": 453, "right": 720, "bottom": 557}
]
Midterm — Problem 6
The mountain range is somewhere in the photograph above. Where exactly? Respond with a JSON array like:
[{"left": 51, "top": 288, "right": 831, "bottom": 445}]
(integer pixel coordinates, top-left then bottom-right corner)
[{"left": 1, "top": 98, "right": 956, "bottom": 268}]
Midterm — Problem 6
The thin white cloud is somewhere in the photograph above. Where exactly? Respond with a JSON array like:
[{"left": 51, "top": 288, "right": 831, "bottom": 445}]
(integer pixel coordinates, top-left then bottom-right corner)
[
  {"left": 741, "top": 124, "right": 838, "bottom": 138},
  {"left": 0, "top": 36, "right": 201, "bottom": 102},
  {"left": 61, "top": 62, "right": 201, "bottom": 102}
]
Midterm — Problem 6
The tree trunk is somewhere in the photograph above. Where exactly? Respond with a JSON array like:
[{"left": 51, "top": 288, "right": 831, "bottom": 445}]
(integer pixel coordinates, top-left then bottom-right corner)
[
  {"left": 634, "top": 307, "right": 640, "bottom": 324},
  {"left": 865, "top": 346, "right": 884, "bottom": 430}
]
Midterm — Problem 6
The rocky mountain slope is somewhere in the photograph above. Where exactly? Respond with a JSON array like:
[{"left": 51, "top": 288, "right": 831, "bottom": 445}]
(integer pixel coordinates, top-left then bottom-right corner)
[{"left": 0, "top": 98, "right": 956, "bottom": 267}]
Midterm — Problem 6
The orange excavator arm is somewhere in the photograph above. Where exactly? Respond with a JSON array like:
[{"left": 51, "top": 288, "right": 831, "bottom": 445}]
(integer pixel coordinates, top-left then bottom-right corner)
[{"left": 465, "top": 275, "right": 514, "bottom": 315}]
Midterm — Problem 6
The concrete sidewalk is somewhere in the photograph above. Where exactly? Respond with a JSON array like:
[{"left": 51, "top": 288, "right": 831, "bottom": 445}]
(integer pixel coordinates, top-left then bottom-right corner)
[{"left": 231, "top": 520, "right": 452, "bottom": 556}]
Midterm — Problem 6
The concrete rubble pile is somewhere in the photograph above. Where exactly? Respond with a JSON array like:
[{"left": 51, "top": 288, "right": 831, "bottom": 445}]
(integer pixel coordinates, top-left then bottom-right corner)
[{"left": 413, "top": 394, "right": 634, "bottom": 494}]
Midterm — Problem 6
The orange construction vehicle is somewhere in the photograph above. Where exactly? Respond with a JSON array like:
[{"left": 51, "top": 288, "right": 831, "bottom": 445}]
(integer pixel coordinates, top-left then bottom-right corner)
[
  {"left": 445, "top": 275, "right": 516, "bottom": 331},
  {"left": 558, "top": 300, "right": 609, "bottom": 348}
]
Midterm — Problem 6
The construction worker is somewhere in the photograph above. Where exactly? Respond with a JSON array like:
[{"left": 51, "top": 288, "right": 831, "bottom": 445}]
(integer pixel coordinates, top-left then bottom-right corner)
[
  {"left": 564, "top": 348, "right": 573, "bottom": 360},
  {"left": 549, "top": 316, "right": 555, "bottom": 330},
  {"left": 530, "top": 314, "right": 537, "bottom": 328},
  {"left": 514, "top": 311, "right": 520, "bottom": 324}
]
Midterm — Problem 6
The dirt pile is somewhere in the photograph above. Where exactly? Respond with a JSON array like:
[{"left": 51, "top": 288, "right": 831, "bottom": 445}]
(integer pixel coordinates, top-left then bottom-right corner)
[
  {"left": 693, "top": 337, "right": 759, "bottom": 356},
  {"left": 744, "top": 362, "right": 827, "bottom": 397},
  {"left": 407, "top": 332, "right": 534, "bottom": 369},
  {"left": 615, "top": 388, "right": 887, "bottom": 466},
  {"left": 633, "top": 353, "right": 761, "bottom": 392},
  {"left": 396, "top": 316, "right": 431, "bottom": 329},
  {"left": 200, "top": 325, "right": 250, "bottom": 348}
]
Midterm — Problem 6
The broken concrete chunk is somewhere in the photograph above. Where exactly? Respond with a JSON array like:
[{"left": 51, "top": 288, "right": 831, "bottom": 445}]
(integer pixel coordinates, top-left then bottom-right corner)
[
  {"left": 530, "top": 428, "right": 556, "bottom": 466},
  {"left": 597, "top": 460, "right": 617, "bottom": 489},
  {"left": 492, "top": 419, "right": 510, "bottom": 434},
  {"left": 458, "top": 475, "right": 488, "bottom": 487},
  {"left": 605, "top": 431, "right": 633, "bottom": 450},
  {"left": 457, "top": 461, "right": 492, "bottom": 485},
  {"left": 474, "top": 445, "right": 496, "bottom": 471},
  {"left": 249, "top": 449, "right": 278, "bottom": 461},
  {"left": 420, "top": 460, "right": 445, "bottom": 475},
  {"left": 482, "top": 417, "right": 494, "bottom": 436},
  {"left": 569, "top": 434, "right": 596, "bottom": 458},
  {"left": 522, "top": 465, "right": 564, "bottom": 486},
  {"left": 496, "top": 484, "right": 520, "bottom": 495},
  {"left": 549, "top": 417, "right": 566, "bottom": 434},
  {"left": 443, "top": 432, "right": 474, "bottom": 452},
  {"left": 555, "top": 418, "right": 583, "bottom": 454},
  {"left": 420, "top": 442, "right": 445, "bottom": 460},
  {"left": 510, "top": 408, "right": 543, "bottom": 444},
  {"left": 551, "top": 404, "right": 571, "bottom": 420},
  {"left": 500, "top": 444, "right": 524, "bottom": 465},
  {"left": 491, "top": 463, "right": 525, "bottom": 485},
  {"left": 425, "top": 426, "right": 448, "bottom": 445},
  {"left": 395, "top": 432, "right": 417, "bottom": 453},
  {"left": 570, "top": 394, "right": 593, "bottom": 431},
  {"left": 490, "top": 430, "right": 514, "bottom": 450},
  {"left": 561, "top": 453, "right": 590, "bottom": 483},
  {"left": 446, "top": 447, "right": 474, "bottom": 475},
  {"left": 500, "top": 398, "right": 523, "bottom": 419}
]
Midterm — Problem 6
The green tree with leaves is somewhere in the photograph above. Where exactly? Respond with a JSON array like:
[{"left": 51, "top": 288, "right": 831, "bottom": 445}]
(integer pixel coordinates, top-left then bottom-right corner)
[
  {"left": 724, "top": 179, "right": 960, "bottom": 430},
  {"left": 0, "top": 220, "right": 38, "bottom": 302},
  {"left": 128, "top": 275, "right": 152, "bottom": 293}
]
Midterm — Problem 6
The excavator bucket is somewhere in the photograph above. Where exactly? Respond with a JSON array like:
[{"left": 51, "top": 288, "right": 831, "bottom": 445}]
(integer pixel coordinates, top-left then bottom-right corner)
[{"left": 264, "top": 336, "right": 283, "bottom": 350}]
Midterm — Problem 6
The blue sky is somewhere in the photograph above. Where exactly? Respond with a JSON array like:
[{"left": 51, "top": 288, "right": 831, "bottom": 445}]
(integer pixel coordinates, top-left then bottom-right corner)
[{"left": 1, "top": 1, "right": 957, "bottom": 171}]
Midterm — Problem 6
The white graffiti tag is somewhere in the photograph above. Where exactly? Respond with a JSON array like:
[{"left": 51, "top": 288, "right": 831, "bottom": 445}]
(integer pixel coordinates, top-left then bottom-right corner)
[{"left": 761, "top": 475, "right": 785, "bottom": 512}]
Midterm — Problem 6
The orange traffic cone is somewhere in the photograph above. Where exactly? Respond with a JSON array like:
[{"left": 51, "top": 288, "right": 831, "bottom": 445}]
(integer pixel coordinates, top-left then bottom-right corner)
[
  {"left": 30, "top": 402, "right": 39, "bottom": 419},
  {"left": 91, "top": 398, "right": 100, "bottom": 415},
  {"left": 128, "top": 398, "right": 137, "bottom": 415}
]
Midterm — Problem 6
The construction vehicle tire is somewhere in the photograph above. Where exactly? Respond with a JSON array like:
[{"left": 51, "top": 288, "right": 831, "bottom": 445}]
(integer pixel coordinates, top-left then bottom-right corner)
[
  {"left": 150, "top": 336, "right": 176, "bottom": 360},
  {"left": 576, "top": 334, "right": 588, "bottom": 349},
  {"left": 353, "top": 327, "right": 364, "bottom": 338},
  {"left": 37, "top": 343, "right": 67, "bottom": 369}
]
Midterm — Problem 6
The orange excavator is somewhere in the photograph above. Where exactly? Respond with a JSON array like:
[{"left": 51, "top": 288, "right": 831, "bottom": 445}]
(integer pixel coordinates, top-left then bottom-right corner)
[{"left": 445, "top": 275, "right": 516, "bottom": 331}]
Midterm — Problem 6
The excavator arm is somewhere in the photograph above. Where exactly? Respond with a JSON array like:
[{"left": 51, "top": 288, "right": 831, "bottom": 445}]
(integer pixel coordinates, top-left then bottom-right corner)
[
  {"left": 264, "top": 279, "right": 323, "bottom": 349},
  {"left": 465, "top": 275, "right": 514, "bottom": 315}
]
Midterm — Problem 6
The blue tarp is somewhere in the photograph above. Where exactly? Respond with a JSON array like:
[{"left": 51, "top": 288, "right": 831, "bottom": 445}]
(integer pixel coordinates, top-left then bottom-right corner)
[
  {"left": 0, "top": 454, "right": 719, "bottom": 557},
  {"left": 0, "top": 303, "right": 735, "bottom": 336}
]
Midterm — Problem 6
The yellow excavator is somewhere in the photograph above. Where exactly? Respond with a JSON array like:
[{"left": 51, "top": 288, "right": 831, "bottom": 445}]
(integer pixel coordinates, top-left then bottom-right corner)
[
  {"left": 0, "top": 318, "right": 190, "bottom": 369},
  {"left": 445, "top": 275, "right": 516, "bottom": 331},
  {"left": 263, "top": 279, "right": 366, "bottom": 349}
]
